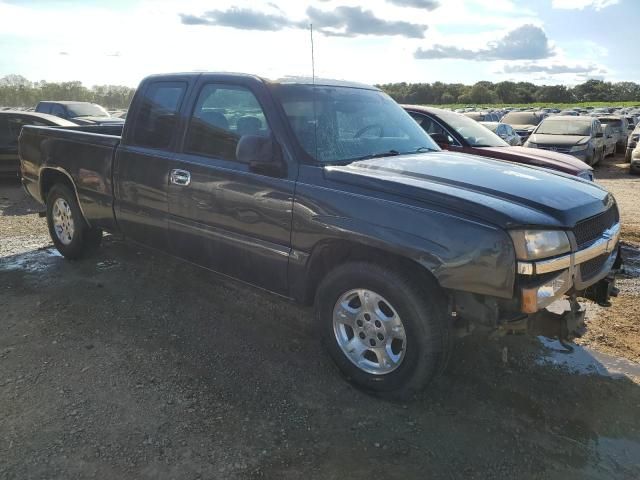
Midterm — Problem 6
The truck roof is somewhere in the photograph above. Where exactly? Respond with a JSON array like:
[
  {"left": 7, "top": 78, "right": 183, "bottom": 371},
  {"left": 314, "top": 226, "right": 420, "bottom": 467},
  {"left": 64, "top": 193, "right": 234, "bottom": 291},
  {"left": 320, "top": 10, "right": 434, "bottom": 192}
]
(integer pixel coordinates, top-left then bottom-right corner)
[{"left": 142, "top": 72, "right": 378, "bottom": 91}]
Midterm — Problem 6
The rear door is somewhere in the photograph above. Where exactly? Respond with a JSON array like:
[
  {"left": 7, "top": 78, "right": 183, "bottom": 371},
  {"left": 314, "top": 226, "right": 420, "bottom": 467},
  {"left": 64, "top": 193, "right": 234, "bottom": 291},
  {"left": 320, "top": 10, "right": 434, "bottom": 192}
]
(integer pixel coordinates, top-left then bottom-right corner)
[
  {"left": 114, "top": 78, "right": 191, "bottom": 251},
  {"left": 167, "top": 77, "right": 295, "bottom": 294}
]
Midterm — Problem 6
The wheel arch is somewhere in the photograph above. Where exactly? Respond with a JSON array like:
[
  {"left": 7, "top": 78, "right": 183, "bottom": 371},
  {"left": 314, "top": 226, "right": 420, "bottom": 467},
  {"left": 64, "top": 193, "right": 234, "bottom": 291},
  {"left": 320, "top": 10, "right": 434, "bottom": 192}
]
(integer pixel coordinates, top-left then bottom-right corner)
[
  {"left": 40, "top": 167, "right": 91, "bottom": 227},
  {"left": 298, "top": 239, "right": 442, "bottom": 306}
]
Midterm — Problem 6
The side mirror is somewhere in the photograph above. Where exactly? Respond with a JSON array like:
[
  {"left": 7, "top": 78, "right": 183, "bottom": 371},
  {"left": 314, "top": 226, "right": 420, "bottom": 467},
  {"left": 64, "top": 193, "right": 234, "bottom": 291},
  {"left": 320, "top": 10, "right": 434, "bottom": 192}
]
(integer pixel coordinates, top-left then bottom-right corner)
[
  {"left": 629, "top": 125, "right": 635, "bottom": 131},
  {"left": 236, "top": 135, "right": 283, "bottom": 174},
  {"left": 236, "top": 135, "right": 275, "bottom": 164},
  {"left": 429, "top": 132, "right": 451, "bottom": 145}
]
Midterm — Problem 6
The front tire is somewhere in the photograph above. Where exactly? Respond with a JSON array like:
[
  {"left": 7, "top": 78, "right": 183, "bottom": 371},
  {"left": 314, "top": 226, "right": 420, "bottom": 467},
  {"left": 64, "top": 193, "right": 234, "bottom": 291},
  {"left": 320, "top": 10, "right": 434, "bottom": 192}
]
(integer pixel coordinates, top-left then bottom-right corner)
[
  {"left": 46, "top": 184, "right": 102, "bottom": 259},
  {"left": 316, "top": 262, "right": 451, "bottom": 398}
]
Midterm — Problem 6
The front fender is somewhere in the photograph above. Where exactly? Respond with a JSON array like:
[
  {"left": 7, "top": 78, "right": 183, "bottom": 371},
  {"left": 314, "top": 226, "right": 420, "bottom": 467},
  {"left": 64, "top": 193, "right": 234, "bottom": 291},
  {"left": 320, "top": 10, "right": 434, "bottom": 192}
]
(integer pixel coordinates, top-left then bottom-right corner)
[{"left": 291, "top": 186, "right": 516, "bottom": 300}]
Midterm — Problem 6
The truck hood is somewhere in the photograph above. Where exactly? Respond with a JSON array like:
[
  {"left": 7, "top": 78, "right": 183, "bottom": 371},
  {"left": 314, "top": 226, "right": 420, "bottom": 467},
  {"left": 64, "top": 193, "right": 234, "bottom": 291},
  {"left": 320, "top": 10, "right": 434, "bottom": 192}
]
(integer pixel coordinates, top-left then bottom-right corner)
[
  {"left": 324, "top": 151, "right": 611, "bottom": 229},
  {"left": 528, "top": 134, "right": 590, "bottom": 146},
  {"left": 477, "top": 146, "right": 592, "bottom": 175}
]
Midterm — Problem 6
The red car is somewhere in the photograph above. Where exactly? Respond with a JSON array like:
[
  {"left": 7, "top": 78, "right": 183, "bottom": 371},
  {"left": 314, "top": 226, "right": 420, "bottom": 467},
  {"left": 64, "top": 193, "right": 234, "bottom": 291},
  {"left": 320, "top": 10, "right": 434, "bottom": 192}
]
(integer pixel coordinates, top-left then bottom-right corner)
[{"left": 403, "top": 105, "right": 594, "bottom": 181}]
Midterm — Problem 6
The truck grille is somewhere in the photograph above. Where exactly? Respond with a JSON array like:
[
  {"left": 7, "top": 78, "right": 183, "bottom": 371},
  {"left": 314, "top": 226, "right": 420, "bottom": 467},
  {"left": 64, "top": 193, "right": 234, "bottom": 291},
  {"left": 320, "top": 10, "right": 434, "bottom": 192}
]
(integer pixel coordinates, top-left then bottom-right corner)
[
  {"left": 579, "top": 254, "right": 609, "bottom": 281},
  {"left": 573, "top": 206, "right": 619, "bottom": 249}
]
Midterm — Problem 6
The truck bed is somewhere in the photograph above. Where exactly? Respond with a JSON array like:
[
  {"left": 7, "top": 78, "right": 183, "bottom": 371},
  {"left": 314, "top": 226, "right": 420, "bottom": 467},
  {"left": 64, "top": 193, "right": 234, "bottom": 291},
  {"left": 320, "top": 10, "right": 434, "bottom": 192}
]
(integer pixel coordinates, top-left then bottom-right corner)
[{"left": 20, "top": 124, "right": 122, "bottom": 231}]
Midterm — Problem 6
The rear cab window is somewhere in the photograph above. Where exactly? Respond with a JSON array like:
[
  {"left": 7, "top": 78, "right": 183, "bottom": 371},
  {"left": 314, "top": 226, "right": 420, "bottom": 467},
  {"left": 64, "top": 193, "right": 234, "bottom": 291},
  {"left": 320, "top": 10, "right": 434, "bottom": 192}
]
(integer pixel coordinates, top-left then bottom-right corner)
[
  {"left": 132, "top": 81, "right": 188, "bottom": 149},
  {"left": 36, "top": 103, "right": 51, "bottom": 114}
]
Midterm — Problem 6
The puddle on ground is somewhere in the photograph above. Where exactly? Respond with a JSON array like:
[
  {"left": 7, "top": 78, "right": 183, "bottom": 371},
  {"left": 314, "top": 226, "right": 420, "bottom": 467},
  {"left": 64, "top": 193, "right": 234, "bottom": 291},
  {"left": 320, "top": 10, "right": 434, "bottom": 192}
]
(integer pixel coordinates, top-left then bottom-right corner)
[
  {"left": 0, "top": 248, "right": 63, "bottom": 273},
  {"left": 538, "top": 336, "right": 640, "bottom": 379}
]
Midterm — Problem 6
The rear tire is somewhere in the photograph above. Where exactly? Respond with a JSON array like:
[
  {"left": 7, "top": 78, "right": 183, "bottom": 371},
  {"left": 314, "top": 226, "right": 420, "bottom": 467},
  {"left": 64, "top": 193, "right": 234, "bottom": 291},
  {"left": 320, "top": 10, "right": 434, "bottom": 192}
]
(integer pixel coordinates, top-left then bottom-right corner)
[
  {"left": 316, "top": 262, "right": 451, "bottom": 398},
  {"left": 46, "top": 184, "right": 102, "bottom": 259}
]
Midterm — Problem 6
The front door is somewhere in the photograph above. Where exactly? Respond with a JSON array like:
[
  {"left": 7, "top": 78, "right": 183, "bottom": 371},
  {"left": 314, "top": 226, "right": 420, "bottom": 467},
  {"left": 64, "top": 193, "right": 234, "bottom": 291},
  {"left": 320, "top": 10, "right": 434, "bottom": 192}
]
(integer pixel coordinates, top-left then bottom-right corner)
[{"left": 168, "top": 80, "right": 295, "bottom": 294}]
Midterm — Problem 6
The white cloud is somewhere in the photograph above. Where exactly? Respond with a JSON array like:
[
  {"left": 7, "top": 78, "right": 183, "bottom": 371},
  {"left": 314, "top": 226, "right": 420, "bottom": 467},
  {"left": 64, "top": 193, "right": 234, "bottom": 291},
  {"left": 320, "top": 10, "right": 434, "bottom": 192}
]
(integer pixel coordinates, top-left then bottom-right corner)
[
  {"left": 551, "top": 0, "right": 619, "bottom": 10},
  {"left": 0, "top": 0, "right": 625, "bottom": 86}
]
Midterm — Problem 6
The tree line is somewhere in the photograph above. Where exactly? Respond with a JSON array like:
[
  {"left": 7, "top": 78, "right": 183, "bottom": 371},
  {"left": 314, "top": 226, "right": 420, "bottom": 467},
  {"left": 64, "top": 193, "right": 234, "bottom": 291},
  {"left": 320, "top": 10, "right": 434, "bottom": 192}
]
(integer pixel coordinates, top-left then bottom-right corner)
[
  {"left": 2, "top": 74, "right": 640, "bottom": 109},
  {"left": 0, "top": 74, "right": 136, "bottom": 109},
  {"left": 377, "top": 79, "right": 640, "bottom": 105}
]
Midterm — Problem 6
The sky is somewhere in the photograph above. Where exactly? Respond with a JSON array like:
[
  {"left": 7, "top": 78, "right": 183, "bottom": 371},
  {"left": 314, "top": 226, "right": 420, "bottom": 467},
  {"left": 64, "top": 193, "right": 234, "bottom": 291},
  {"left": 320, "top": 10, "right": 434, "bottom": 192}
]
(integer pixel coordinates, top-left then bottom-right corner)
[{"left": 0, "top": 0, "right": 636, "bottom": 88}]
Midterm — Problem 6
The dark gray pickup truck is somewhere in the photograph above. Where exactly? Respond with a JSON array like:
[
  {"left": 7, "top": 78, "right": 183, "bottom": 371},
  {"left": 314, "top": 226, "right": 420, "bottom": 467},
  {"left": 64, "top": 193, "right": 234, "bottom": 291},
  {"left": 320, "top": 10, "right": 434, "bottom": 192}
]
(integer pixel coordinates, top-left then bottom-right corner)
[{"left": 20, "top": 73, "right": 621, "bottom": 397}]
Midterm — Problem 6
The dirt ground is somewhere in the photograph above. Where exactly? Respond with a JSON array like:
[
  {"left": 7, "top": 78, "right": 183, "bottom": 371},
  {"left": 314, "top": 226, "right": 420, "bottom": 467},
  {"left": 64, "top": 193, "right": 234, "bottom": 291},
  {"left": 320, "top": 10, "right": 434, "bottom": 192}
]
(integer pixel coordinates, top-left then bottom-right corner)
[{"left": 1, "top": 154, "right": 640, "bottom": 479}]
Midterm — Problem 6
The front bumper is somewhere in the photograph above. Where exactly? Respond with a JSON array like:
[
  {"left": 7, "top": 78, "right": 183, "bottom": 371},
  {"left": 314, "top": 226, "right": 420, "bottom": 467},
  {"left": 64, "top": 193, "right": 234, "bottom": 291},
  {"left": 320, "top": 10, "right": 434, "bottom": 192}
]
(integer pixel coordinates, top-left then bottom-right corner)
[{"left": 516, "top": 222, "right": 620, "bottom": 313}]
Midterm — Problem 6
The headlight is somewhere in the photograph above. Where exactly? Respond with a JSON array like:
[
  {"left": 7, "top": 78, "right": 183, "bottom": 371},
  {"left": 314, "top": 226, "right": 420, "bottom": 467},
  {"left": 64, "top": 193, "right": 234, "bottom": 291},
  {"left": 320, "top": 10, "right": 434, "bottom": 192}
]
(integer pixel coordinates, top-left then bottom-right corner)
[
  {"left": 570, "top": 144, "right": 588, "bottom": 152},
  {"left": 509, "top": 230, "right": 571, "bottom": 260}
]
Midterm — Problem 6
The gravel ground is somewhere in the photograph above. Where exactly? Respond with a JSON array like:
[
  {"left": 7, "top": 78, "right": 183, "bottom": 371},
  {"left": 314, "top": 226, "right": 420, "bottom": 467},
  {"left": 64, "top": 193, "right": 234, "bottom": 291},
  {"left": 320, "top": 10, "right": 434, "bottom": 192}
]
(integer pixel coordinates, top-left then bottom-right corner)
[{"left": 1, "top": 155, "right": 640, "bottom": 479}]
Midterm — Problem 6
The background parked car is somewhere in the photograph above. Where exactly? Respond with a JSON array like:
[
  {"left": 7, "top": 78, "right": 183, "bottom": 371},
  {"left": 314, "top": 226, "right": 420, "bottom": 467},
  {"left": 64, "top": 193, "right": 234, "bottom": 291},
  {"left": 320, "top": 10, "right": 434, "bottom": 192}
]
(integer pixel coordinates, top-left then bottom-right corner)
[
  {"left": 597, "top": 116, "right": 629, "bottom": 153},
  {"left": 630, "top": 143, "right": 640, "bottom": 175},
  {"left": 500, "top": 111, "right": 546, "bottom": 142},
  {"left": 479, "top": 121, "right": 522, "bottom": 146},
  {"left": 0, "top": 111, "right": 75, "bottom": 175},
  {"left": 626, "top": 123, "right": 640, "bottom": 162},
  {"left": 404, "top": 106, "right": 594, "bottom": 180},
  {"left": 602, "top": 124, "right": 617, "bottom": 157},
  {"left": 524, "top": 116, "right": 604, "bottom": 165},
  {"left": 35, "top": 101, "right": 124, "bottom": 125}
]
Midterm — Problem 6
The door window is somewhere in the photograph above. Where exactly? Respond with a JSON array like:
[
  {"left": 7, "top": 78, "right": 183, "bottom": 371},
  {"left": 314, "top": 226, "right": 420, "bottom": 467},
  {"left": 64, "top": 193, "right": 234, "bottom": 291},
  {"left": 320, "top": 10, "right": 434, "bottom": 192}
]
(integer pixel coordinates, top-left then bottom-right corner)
[
  {"left": 132, "top": 81, "right": 187, "bottom": 149},
  {"left": 184, "top": 84, "right": 270, "bottom": 161}
]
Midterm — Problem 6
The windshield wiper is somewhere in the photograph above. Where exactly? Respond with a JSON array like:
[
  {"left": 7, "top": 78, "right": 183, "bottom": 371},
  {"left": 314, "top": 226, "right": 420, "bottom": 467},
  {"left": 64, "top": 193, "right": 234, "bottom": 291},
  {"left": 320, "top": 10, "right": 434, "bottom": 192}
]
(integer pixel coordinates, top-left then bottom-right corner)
[
  {"left": 350, "top": 150, "right": 401, "bottom": 161},
  {"left": 413, "top": 146, "right": 438, "bottom": 153}
]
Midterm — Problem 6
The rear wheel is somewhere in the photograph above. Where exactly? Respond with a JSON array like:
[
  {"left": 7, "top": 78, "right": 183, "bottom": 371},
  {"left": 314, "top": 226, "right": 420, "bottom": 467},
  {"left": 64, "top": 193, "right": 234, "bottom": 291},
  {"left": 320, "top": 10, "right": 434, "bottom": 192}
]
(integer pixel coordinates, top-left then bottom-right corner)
[
  {"left": 46, "top": 184, "right": 102, "bottom": 259},
  {"left": 316, "top": 262, "right": 451, "bottom": 398}
]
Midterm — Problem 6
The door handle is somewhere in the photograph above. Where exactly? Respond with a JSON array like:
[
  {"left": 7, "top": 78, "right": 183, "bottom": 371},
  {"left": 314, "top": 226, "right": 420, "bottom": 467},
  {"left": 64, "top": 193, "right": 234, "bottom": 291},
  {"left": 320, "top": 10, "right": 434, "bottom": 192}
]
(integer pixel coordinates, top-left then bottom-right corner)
[{"left": 170, "top": 169, "right": 191, "bottom": 186}]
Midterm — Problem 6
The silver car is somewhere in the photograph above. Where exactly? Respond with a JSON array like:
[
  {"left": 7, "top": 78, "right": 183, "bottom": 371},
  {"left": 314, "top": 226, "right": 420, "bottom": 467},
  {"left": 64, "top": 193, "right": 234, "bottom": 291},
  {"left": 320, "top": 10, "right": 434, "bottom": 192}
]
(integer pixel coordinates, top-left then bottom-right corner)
[
  {"left": 597, "top": 116, "right": 629, "bottom": 154},
  {"left": 602, "top": 124, "right": 617, "bottom": 157},
  {"left": 524, "top": 116, "right": 605, "bottom": 165},
  {"left": 480, "top": 122, "right": 522, "bottom": 146}
]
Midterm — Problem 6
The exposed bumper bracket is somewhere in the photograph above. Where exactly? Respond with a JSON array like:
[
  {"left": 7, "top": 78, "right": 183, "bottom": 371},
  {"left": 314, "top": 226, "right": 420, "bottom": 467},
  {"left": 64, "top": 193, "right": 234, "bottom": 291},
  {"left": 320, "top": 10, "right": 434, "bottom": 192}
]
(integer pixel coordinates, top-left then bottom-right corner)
[{"left": 501, "top": 296, "right": 586, "bottom": 341}]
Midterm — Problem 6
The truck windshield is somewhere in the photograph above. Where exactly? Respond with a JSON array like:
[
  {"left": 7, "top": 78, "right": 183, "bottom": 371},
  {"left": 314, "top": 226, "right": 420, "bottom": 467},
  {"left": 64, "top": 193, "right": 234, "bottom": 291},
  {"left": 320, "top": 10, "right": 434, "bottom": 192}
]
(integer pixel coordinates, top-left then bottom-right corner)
[
  {"left": 536, "top": 120, "right": 592, "bottom": 136},
  {"left": 271, "top": 84, "right": 439, "bottom": 163},
  {"left": 66, "top": 103, "right": 110, "bottom": 118}
]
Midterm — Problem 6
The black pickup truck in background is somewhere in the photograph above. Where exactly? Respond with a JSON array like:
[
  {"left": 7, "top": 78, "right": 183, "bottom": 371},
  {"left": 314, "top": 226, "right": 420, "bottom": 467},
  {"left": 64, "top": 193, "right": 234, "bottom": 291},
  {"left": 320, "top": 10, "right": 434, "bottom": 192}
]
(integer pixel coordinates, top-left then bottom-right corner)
[{"left": 19, "top": 73, "right": 621, "bottom": 397}]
